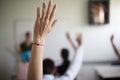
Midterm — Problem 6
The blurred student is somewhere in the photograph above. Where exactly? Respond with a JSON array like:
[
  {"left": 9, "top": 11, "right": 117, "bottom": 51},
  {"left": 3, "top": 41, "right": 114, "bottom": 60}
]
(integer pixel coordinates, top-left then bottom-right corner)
[
  {"left": 28, "top": 0, "right": 84, "bottom": 80},
  {"left": 16, "top": 32, "right": 32, "bottom": 80},
  {"left": 16, "top": 32, "right": 32, "bottom": 62},
  {"left": 56, "top": 48, "right": 70, "bottom": 76},
  {"left": 57, "top": 32, "right": 83, "bottom": 76},
  {"left": 110, "top": 35, "right": 120, "bottom": 65}
]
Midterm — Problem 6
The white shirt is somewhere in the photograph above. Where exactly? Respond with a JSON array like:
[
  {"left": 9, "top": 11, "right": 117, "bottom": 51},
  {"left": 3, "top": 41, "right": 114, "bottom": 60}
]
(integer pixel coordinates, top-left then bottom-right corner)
[{"left": 43, "top": 46, "right": 84, "bottom": 80}]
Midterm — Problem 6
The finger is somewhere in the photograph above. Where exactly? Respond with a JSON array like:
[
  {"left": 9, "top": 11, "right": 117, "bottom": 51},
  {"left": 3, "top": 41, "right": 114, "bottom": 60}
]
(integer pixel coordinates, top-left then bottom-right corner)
[
  {"left": 49, "top": 4, "right": 56, "bottom": 22},
  {"left": 51, "top": 19, "right": 57, "bottom": 28},
  {"left": 42, "top": 2, "right": 46, "bottom": 22},
  {"left": 37, "top": 7, "right": 40, "bottom": 19},
  {"left": 45, "top": 0, "right": 52, "bottom": 21}
]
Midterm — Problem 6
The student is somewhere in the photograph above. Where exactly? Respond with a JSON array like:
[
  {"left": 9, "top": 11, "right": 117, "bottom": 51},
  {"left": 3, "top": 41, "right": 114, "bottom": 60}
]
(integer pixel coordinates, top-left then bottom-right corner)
[
  {"left": 28, "top": 0, "right": 83, "bottom": 80},
  {"left": 16, "top": 32, "right": 32, "bottom": 80},
  {"left": 110, "top": 35, "right": 120, "bottom": 65},
  {"left": 57, "top": 48, "right": 70, "bottom": 76},
  {"left": 56, "top": 33, "right": 83, "bottom": 76},
  {"left": 16, "top": 32, "right": 32, "bottom": 62}
]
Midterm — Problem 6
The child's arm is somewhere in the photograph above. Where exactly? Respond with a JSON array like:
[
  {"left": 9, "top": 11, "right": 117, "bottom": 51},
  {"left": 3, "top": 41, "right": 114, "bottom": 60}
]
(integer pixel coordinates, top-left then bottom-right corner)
[
  {"left": 66, "top": 32, "right": 77, "bottom": 51},
  {"left": 111, "top": 35, "right": 120, "bottom": 60},
  {"left": 28, "top": 1, "right": 57, "bottom": 80}
]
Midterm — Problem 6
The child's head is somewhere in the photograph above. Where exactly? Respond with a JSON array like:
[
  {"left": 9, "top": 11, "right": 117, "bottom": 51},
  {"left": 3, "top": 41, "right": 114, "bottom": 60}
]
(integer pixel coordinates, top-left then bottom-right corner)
[
  {"left": 43, "top": 58, "right": 55, "bottom": 75},
  {"left": 25, "top": 31, "right": 31, "bottom": 41},
  {"left": 61, "top": 48, "right": 69, "bottom": 61}
]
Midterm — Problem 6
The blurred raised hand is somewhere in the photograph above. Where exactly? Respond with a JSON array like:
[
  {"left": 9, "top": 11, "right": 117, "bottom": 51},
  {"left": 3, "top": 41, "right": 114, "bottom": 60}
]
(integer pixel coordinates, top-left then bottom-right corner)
[
  {"left": 66, "top": 32, "right": 78, "bottom": 51},
  {"left": 110, "top": 35, "right": 120, "bottom": 60},
  {"left": 76, "top": 34, "right": 82, "bottom": 45},
  {"left": 66, "top": 32, "right": 71, "bottom": 40}
]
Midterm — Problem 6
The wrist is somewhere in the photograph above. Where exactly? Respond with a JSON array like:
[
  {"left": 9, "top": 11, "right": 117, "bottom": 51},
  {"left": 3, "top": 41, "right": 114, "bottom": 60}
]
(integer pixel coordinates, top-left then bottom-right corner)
[{"left": 34, "top": 38, "right": 45, "bottom": 44}]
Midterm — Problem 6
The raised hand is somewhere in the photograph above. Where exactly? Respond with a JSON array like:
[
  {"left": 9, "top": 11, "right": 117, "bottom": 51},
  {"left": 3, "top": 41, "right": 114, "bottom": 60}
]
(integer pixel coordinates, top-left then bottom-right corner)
[
  {"left": 28, "top": 1, "right": 57, "bottom": 80},
  {"left": 110, "top": 35, "right": 120, "bottom": 60},
  {"left": 34, "top": 0, "right": 57, "bottom": 43},
  {"left": 66, "top": 32, "right": 78, "bottom": 51},
  {"left": 66, "top": 32, "right": 71, "bottom": 40},
  {"left": 76, "top": 34, "right": 82, "bottom": 45}
]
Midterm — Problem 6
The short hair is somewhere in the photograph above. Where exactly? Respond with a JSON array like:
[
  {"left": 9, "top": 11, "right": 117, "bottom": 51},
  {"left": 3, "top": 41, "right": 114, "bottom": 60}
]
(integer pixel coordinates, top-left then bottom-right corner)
[
  {"left": 61, "top": 48, "right": 69, "bottom": 60},
  {"left": 43, "top": 58, "right": 54, "bottom": 74},
  {"left": 25, "top": 32, "right": 31, "bottom": 37}
]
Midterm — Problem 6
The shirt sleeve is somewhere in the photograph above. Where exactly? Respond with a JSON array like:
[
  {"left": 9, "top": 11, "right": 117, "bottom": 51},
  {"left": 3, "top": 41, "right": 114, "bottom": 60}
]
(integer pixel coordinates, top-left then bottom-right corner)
[{"left": 59, "top": 46, "right": 84, "bottom": 80}]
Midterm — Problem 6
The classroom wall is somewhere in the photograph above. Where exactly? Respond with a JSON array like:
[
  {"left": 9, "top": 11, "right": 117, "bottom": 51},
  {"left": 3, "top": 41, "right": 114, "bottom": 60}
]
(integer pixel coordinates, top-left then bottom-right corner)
[{"left": 0, "top": 0, "right": 120, "bottom": 80}]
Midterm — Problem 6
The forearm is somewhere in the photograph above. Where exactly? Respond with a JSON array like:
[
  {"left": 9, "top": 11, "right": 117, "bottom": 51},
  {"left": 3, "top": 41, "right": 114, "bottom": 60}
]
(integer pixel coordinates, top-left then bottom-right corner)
[
  {"left": 111, "top": 42, "right": 120, "bottom": 60},
  {"left": 28, "top": 43, "right": 44, "bottom": 80},
  {"left": 68, "top": 38, "right": 77, "bottom": 51},
  {"left": 65, "top": 45, "right": 83, "bottom": 79}
]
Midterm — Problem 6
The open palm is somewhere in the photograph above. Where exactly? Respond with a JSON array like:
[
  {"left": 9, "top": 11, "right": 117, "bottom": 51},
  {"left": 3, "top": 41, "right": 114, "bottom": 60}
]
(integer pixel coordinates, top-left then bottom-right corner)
[{"left": 34, "top": 0, "right": 57, "bottom": 43}]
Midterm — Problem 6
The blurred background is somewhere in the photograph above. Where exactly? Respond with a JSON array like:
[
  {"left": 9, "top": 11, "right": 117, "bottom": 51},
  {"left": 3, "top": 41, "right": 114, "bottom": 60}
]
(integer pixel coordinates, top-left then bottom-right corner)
[{"left": 0, "top": 0, "right": 120, "bottom": 80}]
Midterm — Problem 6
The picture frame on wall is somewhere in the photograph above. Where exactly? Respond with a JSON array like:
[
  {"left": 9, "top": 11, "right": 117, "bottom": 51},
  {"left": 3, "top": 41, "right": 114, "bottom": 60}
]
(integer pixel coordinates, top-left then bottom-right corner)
[{"left": 88, "top": 0, "right": 110, "bottom": 25}]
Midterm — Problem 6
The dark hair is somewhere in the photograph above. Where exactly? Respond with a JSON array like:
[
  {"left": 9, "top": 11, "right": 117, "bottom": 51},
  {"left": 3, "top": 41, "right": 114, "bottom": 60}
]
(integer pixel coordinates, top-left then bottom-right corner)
[
  {"left": 43, "top": 58, "right": 54, "bottom": 74},
  {"left": 25, "top": 32, "right": 31, "bottom": 36},
  {"left": 61, "top": 48, "right": 69, "bottom": 60}
]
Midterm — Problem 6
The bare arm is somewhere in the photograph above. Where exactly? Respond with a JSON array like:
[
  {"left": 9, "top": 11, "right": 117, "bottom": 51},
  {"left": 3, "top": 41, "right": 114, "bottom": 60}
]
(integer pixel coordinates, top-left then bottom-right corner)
[
  {"left": 16, "top": 45, "right": 22, "bottom": 53},
  {"left": 66, "top": 32, "right": 77, "bottom": 51},
  {"left": 28, "top": 1, "right": 57, "bottom": 80},
  {"left": 28, "top": 43, "right": 44, "bottom": 80},
  {"left": 110, "top": 35, "right": 120, "bottom": 60}
]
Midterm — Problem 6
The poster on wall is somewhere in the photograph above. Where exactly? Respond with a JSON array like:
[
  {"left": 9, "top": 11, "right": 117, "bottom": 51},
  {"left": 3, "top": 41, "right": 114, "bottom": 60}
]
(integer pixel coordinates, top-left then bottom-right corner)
[{"left": 88, "top": 0, "right": 110, "bottom": 25}]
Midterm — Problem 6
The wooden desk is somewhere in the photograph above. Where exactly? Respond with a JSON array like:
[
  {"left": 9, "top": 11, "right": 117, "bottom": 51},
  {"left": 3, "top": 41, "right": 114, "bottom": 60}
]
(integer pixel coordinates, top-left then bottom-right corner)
[{"left": 95, "top": 66, "right": 120, "bottom": 80}]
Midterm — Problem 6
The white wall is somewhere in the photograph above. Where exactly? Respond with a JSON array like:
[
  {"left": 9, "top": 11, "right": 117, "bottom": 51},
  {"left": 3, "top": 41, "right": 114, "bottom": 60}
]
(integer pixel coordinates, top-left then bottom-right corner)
[{"left": 0, "top": 0, "right": 120, "bottom": 80}]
